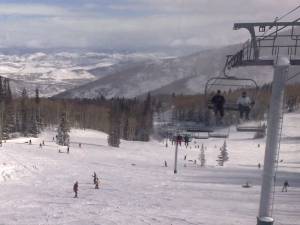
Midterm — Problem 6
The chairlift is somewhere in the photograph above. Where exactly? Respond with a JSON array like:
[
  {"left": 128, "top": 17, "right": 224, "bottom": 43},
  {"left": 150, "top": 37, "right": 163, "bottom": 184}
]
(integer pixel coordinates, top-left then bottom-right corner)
[
  {"left": 186, "top": 126, "right": 214, "bottom": 133},
  {"left": 205, "top": 76, "right": 259, "bottom": 111},
  {"left": 236, "top": 123, "right": 266, "bottom": 132}
]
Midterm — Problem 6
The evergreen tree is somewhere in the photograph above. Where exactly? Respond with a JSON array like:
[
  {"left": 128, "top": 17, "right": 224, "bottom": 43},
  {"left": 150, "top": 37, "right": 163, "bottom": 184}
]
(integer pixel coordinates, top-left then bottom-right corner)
[
  {"left": 2, "top": 79, "right": 15, "bottom": 139},
  {"left": 138, "top": 93, "right": 153, "bottom": 141},
  {"left": 217, "top": 141, "right": 229, "bottom": 166},
  {"left": 29, "top": 109, "right": 39, "bottom": 138},
  {"left": 123, "top": 117, "right": 129, "bottom": 140},
  {"left": 20, "top": 88, "right": 29, "bottom": 136},
  {"left": 57, "top": 112, "right": 70, "bottom": 146},
  {"left": 35, "top": 88, "right": 42, "bottom": 132},
  {"left": 108, "top": 101, "right": 121, "bottom": 147}
]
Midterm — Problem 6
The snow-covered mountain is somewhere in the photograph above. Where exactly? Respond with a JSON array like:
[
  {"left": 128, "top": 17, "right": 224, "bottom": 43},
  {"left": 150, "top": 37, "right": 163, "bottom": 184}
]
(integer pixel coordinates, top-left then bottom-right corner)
[
  {"left": 54, "top": 45, "right": 279, "bottom": 99},
  {"left": 3, "top": 44, "right": 300, "bottom": 99},
  {"left": 0, "top": 52, "right": 165, "bottom": 97}
]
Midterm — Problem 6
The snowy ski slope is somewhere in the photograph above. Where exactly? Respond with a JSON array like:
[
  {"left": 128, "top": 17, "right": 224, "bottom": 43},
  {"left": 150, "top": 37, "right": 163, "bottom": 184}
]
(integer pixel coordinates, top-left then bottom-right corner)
[{"left": 0, "top": 113, "right": 300, "bottom": 225}]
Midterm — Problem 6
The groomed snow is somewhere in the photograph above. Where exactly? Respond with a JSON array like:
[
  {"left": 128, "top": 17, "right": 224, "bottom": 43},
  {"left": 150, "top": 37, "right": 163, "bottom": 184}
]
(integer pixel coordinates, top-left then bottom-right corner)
[{"left": 0, "top": 113, "right": 300, "bottom": 225}]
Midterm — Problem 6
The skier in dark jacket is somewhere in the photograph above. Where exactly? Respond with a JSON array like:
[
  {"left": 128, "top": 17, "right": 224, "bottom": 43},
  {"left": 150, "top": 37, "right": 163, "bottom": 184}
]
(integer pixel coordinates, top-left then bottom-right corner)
[
  {"left": 211, "top": 90, "right": 226, "bottom": 119},
  {"left": 184, "top": 135, "right": 189, "bottom": 147},
  {"left": 73, "top": 181, "right": 78, "bottom": 198},
  {"left": 92, "top": 172, "right": 97, "bottom": 185},
  {"left": 176, "top": 135, "right": 183, "bottom": 146},
  {"left": 95, "top": 178, "right": 99, "bottom": 189},
  {"left": 282, "top": 180, "right": 289, "bottom": 192}
]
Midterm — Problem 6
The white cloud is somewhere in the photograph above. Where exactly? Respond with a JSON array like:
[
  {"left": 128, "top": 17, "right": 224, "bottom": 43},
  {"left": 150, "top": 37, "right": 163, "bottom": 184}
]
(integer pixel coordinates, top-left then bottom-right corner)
[
  {"left": 0, "top": 3, "right": 68, "bottom": 16},
  {"left": 0, "top": 1, "right": 299, "bottom": 50}
]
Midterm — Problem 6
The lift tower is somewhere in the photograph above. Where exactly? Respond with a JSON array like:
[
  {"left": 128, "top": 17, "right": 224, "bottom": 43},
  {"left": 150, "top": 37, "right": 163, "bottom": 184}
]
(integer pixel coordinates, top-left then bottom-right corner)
[{"left": 226, "top": 21, "right": 300, "bottom": 225}]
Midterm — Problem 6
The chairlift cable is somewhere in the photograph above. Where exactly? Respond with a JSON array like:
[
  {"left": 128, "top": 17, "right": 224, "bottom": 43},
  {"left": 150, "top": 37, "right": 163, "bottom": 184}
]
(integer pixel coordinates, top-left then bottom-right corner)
[
  {"left": 286, "top": 70, "right": 300, "bottom": 81},
  {"left": 260, "top": 5, "right": 300, "bottom": 38},
  {"left": 258, "top": 16, "right": 300, "bottom": 42}
]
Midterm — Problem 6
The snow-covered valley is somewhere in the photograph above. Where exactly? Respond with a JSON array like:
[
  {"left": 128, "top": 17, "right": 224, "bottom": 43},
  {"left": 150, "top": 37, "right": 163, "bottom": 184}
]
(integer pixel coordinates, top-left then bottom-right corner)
[
  {"left": 0, "top": 52, "right": 165, "bottom": 97},
  {"left": 0, "top": 112, "right": 300, "bottom": 225}
]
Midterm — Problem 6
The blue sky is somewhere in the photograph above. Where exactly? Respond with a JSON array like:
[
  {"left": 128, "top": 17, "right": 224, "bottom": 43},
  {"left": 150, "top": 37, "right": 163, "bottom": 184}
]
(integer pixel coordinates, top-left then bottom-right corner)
[{"left": 0, "top": 0, "right": 298, "bottom": 51}]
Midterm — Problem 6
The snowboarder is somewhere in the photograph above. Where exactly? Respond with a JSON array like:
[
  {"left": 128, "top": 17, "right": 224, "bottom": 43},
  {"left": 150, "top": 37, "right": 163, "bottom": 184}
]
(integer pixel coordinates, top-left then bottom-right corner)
[
  {"left": 95, "top": 177, "right": 99, "bottom": 189},
  {"left": 211, "top": 90, "right": 226, "bottom": 121},
  {"left": 73, "top": 181, "right": 78, "bottom": 198},
  {"left": 92, "top": 172, "right": 97, "bottom": 185},
  {"left": 282, "top": 180, "right": 289, "bottom": 192},
  {"left": 184, "top": 135, "right": 189, "bottom": 147},
  {"left": 237, "top": 91, "right": 253, "bottom": 120}
]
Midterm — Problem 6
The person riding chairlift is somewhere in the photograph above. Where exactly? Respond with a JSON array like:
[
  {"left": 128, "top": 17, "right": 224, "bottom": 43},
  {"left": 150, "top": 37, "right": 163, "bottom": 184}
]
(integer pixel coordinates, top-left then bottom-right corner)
[
  {"left": 237, "top": 91, "right": 253, "bottom": 120},
  {"left": 211, "top": 90, "right": 226, "bottom": 121}
]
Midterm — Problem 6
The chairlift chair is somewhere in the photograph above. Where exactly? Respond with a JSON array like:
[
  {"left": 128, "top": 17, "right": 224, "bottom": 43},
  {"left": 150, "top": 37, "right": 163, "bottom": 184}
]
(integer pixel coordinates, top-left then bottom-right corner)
[
  {"left": 205, "top": 76, "right": 259, "bottom": 111},
  {"left": 236, "top": 123, "right": 266, "bottom": 132}
]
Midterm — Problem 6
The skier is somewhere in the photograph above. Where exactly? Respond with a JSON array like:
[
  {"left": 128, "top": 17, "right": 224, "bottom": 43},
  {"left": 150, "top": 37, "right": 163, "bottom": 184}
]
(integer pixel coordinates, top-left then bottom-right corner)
[
  {"left": 211, "top": 90, "right": 226, "bottom": 121},
  {"left": 237, "top": 91, "right": 253, "bottom": 120},
  {"left": 73, "top": 181, "right": 78, "bottom": 198},
  {"left": 176, "top": 135, "right": 182, "bottom": 146},
  {"left": 164, "top": 160, "right": 168, "bottom": 167},
  {"left": 92, "top": 172, "right": 97, "bottom": 185},
  {"left": 39, "top": 143, "right": 42, "bottom": 149},
  {"left": 67, "top": 146, "right": 70, "bottom": 154},
  {"left": 42, "top": 140, "right": 45, "bottom": 146},
  {"left": 79, "top": 143, "right": 82, "bottom": 148},
  {"left": 282, "top": 180, "right": 289, "bottom": 192},
  {"left": 95, "top": 177, "right": 99, "bottom": 189},
  {"left": 29, "top": 139, "right": 32, "bottom": 145},
  {"left": 184, "top": 135, "right": 189, "bottom": 147},
  {"left": 184, "top": 154, "right": 187, "bottom": 160}
]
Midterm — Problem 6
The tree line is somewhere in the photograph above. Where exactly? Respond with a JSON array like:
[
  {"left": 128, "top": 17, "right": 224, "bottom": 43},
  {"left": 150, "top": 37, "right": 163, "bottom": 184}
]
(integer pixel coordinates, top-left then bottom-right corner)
[{"left": 0, "top": 77, "right": 154, "bottom": 147}]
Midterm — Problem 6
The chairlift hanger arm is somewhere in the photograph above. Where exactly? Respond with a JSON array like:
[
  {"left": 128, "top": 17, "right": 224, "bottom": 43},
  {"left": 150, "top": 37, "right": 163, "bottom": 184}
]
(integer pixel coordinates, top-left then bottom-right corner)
[{"left": 227, "top": 21, "right": 300, "bottom": 68}]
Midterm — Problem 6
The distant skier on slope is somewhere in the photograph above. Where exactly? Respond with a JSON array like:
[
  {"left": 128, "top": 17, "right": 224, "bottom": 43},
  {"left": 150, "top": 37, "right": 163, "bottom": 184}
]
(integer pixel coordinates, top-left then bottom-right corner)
[
  {"left": 92, "top": 172, "right": 97, "bottom": 185},
  {"left": 176, "top": 135, "right": 182, "bottom": 146},
  {"left": 95, "top": 178, "right": 99, "bottom": 189},
  {"left": 73, "top": 181, "right": 78, "bottom": 198},
  {"left": 282, "top": 180, "right": 289, "bottom": 192},
  {"left": 164, "top": 160, "right": 168, "bottom": 167},
  {"left": 184, "top": 135, "right": 189, "bottom": 147}
]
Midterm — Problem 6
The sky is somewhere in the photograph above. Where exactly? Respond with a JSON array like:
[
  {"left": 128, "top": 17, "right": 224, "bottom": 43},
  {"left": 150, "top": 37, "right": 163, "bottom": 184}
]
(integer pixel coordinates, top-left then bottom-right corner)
[{"left": 0, "top": 0, "right": 299, "bottom": 52}]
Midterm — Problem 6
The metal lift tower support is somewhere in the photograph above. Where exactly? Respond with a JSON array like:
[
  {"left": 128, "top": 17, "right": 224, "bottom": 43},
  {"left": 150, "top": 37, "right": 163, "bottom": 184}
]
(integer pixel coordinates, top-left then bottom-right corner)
[{"left": 226, "top": 21, "right": 300, "bottom": 225}]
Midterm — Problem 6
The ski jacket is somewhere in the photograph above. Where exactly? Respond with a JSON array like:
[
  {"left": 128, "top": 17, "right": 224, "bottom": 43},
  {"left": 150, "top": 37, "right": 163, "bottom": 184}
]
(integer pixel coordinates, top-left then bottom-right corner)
[
  {"left": 211, "top": 94, "right": 225, "bottom": 107},
  {"left": 237, "top": 96, "right": 252, "bottom": 107},
  {"left": 73, "top": 183, "right": 78, "bottom": 192}
]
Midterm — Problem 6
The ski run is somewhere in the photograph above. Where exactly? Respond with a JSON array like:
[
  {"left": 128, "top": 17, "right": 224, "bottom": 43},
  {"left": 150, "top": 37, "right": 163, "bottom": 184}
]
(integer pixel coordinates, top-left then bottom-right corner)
[{"left": 0, "top": 112, "right": 300, "bottom": 225}]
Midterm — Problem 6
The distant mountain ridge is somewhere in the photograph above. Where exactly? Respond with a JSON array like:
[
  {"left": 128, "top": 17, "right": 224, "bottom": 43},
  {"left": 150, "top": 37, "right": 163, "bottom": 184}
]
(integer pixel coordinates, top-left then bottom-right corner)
[
  {"left": 0, "top": 52, "right": 166, "bottom": 97},
  {"left": 54, "top": 44, "right": 282, "bottom": 99}
]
